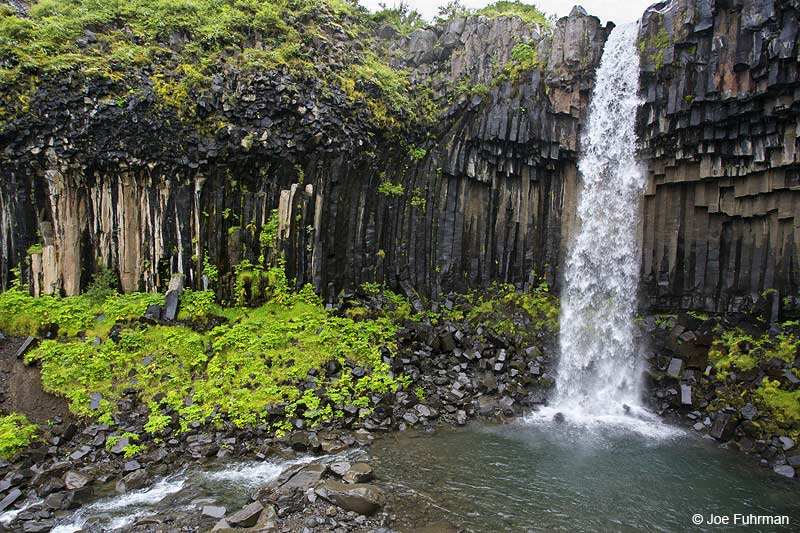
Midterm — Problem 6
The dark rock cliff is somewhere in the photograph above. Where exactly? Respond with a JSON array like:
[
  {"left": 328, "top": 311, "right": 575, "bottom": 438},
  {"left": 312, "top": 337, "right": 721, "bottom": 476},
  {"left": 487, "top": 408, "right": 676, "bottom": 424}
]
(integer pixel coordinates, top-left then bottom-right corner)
[
  {"left": 638, "top": 0, "right": 800, "bottom": 313},
  {"left": 0, "top": 0, "right": 798, "bottom": 314}
]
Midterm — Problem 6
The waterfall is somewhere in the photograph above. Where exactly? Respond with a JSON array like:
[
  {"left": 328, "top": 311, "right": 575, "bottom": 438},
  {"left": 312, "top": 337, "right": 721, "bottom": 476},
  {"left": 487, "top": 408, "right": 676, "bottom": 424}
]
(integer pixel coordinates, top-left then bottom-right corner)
[{"left": 555, "top": 23, "right": 645, "bottom": 414}]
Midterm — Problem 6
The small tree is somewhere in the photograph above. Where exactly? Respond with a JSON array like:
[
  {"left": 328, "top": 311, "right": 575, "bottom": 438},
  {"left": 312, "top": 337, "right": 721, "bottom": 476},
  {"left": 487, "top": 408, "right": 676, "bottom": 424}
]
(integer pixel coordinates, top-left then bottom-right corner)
[{"left": 436, "top": 0, "right": 473, "bottom": 23}]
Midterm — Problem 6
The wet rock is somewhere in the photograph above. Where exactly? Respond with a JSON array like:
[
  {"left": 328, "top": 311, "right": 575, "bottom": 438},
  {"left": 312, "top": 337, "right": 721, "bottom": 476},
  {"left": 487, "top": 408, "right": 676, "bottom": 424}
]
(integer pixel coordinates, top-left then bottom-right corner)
[
  {"left": 773, "top": 465, "right": 795, "bottom": 479},
  {"left": 64, "top": 471, "right": 91, "bottom": 490},
  {"left": 116, "top": 469, "right": 149, "bottom": 493},
  {"left": 329, "top": 461, "right": 351, "bottom": 477},
  {"left": 343, "top": 463, "right": 374, "bottom": 484},
  {"left": 290, "top": 431, "right": 311, "bottom": 451},
  {"left": 70, "top": 445, "right": 93, "bottom": 461},
  {"left": 455, "top": 410, "right": 467, "bottom": 426},
  {"left": 123, "top": 460, "right": 141, "bottom": 472},
  {"left": 315, "top": 482, "right": 385, "bottom": 516},
  {"left": 666, "top": 358, "right": 683, "bottom": 378},
  {"left": 680, "top": 384, "right": 692, "bottom": 406},
  {"left": 741, "top": 403, "right": 757, "bottom": 420},
  {"left": 203, "top": 505, "right": 227, "bottom": 519},
  {"left": 709, "top": 413, "right": 737, "bottom": 441},
  {"left": 0, "top": 488, "right": 22, "bottom": 512},
  {"left": 278, "top": 462, "right": 326, "bottom": 492},
  {"left": 779, "top": 437, "right": 795, "bottom": 451},
  {"left": 22, "top": 520, "right": 55, "bottom": 533},
  {"left": 227, "top": 501, "right": 264, "bottom": 527},
  {"left": 402, "top": 412, "right": 419, "bottom": 425},
  {"left": 415, "top": 404, "right": 438, "bottom": 419}
]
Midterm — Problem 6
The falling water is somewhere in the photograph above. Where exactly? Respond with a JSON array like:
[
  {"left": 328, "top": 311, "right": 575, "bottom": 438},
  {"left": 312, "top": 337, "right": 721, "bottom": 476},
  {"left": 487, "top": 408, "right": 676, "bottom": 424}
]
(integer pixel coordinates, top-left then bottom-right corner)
[{"left": 555, "top": 23, "right": 646, "bottom": 415}]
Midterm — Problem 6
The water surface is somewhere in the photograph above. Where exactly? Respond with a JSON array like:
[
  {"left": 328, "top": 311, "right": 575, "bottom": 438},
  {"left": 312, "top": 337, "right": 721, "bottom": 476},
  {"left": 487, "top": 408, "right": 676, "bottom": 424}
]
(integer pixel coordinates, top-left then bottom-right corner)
[{"left": 371, "top": 421, "right": 799, "bottom": 532}]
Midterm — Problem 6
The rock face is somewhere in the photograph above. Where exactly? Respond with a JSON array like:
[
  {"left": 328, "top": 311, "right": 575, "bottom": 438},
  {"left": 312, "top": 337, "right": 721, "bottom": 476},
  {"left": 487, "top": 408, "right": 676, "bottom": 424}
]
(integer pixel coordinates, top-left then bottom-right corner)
[
  {"left": 0, "top": 1, "right": 798, "bottom": 314},
  {"left": 637, "top": 0, "right": 800, "bottom": 313}
]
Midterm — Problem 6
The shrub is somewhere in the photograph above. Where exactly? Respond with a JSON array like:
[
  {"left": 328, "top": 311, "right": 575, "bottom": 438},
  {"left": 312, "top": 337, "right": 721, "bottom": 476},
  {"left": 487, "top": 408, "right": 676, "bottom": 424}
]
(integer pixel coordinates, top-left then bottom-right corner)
[{"left": 0, "top": 414, "right": 37, "bottom": 459}]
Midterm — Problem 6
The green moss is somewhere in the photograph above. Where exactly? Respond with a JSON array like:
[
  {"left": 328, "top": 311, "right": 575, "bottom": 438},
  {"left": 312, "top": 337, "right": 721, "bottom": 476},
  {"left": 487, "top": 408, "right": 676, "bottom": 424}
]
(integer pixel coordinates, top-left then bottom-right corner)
[
  {"left": 498, "top": 42, "right": 539, "bottom": 82},
  {"left": 754, "top": 378, "right": 800, "bottom": 437},
  {"left": 0, "top": 0, "right": 433, "bottom": 132},
  {"left": 411, "top": 188, "right": 427, "bottom": 211},
  {"left": 707, "top": 324, "right": 800, "bottom": 439},
  {"left": 378, "top": 181, "right": 404, "bottom": 197},
  {"left": 463, "top": 280, "right": 559, "bottom": 337},
  {"left": 26, "top": 243, "right": 43, "bottom": 255},
  {"left": 409, "top": 146, "right": 427, "bottom": 161},
  {"left": 639, "top": 25, "right": 671, "bottom": 70},
  {"left": 0, "top": 413, "right": 38, "bottom": 459},
  {"left": 709, "top": 329, "right": 798, "bottom": 380}
]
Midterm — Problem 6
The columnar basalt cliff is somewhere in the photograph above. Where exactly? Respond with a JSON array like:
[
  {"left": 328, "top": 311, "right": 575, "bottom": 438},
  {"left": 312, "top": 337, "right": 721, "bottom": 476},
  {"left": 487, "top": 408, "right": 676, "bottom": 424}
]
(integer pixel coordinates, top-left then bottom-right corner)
[
  {"left": 0, "top": 5, "right": 611, "bottom": 303},
  {"left": 638, "top": 0, "right": 800, "bottom": 313},
  {"left": 0, "top": 0, "right": 798, "bottom": 315}
]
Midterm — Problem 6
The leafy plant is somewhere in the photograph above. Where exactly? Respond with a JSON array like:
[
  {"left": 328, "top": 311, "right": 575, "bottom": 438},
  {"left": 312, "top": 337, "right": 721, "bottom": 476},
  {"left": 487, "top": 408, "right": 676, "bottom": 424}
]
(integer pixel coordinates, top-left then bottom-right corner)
[
  {"left": 378, "top": 181, "right": 404, "bottom": 197},
  {"left": 0, "top": 414, "right": 38, "bottom": 459}
]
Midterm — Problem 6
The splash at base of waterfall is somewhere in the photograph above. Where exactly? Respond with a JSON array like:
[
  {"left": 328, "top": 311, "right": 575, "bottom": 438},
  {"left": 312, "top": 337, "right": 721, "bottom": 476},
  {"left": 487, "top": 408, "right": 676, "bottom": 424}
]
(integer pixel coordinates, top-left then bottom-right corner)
[{"left": 524, "top": 404, "right": 683, "bottom": 440}]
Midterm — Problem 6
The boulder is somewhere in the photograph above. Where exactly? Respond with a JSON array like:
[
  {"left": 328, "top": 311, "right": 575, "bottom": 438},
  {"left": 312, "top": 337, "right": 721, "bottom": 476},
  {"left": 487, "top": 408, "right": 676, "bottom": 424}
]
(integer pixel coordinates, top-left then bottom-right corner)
[
  {"left": 22, "top": 520, "right": 55, "bottom": 533},
  {"left": 329, "top": 461, "right": 351, "bottom": 477},
  {"left": 709, "top": 413, "right": 736, "bottom": 441},
  {"left": 343, "top": 463, "right": 374, "bottom": 484},
  {"left": 0, "top": 488, "right": 21, "bottom": 512},
  {"left": 666, "top": 358, "right": 683, "bottom": 378},
  {"left": 116, "top": 469, "right": 149, "bottom": 493},
  {"left": 227, "top": 501, "right": 263, "bottom": 527},
  {"left": 64, "top": 471, "right": 91, "bottom": 490},
  {"left": 315, "top": 482, "right": 385, "bottom": 516},
  {"left": 202, "top": 505, "right": 227, "bottom": 519},
  {"left": 278, "top": 462, "right": 326, "bottom": 492},
  {"left": 773, "top": 465, "right": 795, "bottom": 479}
]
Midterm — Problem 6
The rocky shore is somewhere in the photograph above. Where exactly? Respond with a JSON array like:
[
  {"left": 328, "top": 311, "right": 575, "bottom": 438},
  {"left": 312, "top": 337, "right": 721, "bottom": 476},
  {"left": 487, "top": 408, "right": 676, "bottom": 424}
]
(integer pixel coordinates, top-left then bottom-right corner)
[
  {"left": 2, "top": 290, "right": 800, "bottom": 532},
  {"left": 644, "top": 312, "right": 800, "bottom": 481}
]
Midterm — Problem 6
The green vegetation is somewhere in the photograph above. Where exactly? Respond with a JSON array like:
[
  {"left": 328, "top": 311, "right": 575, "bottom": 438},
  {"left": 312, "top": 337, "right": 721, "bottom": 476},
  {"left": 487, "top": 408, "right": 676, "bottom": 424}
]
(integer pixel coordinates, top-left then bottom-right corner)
[
  {"left": 411, "top": 187, "right": 427, "bottom": 210},
  {"left": 497, "top": 42, "right": 539, "bottom": 82},
  {"left": 0, "top": 281, "right": 161, "bottom": 338},
  {"left": 370, "top": 1, "right": 426, "bottom": 35},
  {"left": 0, "top": 414, "right": 38, "bottom": 459},
  {"left": 708, "top": 325, "right": 800, "bottom": 438},
  {"left": 0, "top": 0, "right": 436, "bottom": 132},
  {"left": 476, "top": 1, "right": 550, "bottom": 27},
  {"left": 12, "top": 266, "right": 407, "bottom": 435},
  {"left": 106, "top": 432, "right": 146, "bottom": 458},
  {"left": 638, "top": 24, "right": 671, "bottom": 69},
  {"left": 378, "top": 180, "right": 404, "bottom": 197},
  {"left": 709, "top": 328, "right": 798, "bottom": 380},
  {"left": 462, "top": 281, "right": 559, "bottom": 337},
  {"left": 26, "top": 243, "right": 43, "bottom": 255}
]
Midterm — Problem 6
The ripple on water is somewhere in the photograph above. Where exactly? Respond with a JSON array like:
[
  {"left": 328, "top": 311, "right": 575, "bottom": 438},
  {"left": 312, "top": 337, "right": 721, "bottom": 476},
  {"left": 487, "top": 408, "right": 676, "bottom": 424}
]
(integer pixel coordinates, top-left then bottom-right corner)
[{"left": 371, "top": 423, "right": 800, "bottom": 533}]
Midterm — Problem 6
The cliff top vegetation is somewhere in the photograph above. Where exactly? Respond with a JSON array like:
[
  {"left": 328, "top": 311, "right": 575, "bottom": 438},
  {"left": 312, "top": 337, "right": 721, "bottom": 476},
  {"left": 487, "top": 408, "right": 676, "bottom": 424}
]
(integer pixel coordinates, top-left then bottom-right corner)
[{"left": 0, "top": 0, "right": 550, "bottom": 130}]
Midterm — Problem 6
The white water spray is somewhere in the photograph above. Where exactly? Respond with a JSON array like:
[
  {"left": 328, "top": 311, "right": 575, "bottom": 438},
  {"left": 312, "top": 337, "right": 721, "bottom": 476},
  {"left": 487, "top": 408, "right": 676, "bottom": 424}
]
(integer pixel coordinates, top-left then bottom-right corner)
[{"left": 556, "top": 23, "right": 645, "bottom": 414}]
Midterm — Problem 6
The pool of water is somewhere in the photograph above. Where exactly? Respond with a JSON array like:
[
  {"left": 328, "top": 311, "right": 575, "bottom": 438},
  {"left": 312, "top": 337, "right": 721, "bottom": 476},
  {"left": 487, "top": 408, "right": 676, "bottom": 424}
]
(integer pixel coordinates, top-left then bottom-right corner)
[{"left": 371, "top": 420, "right": 800, "bottom": 532}]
